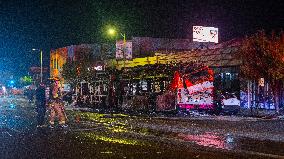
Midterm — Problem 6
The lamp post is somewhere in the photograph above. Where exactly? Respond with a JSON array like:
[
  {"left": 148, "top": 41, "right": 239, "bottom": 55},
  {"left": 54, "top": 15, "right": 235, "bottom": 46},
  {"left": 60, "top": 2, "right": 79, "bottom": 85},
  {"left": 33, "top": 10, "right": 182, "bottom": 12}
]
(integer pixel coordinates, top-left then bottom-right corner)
[
  {"left": 120, "top": 33, "right": 126, "bottom": 68},
  {"left": 32, "top": 48, "right": 43, "bottom": 83},
  {"left": 107, "top": 27, "right": 126, "bottom": 68},
  {"left": 107, "top": 27, "right": 126, "bottom": 44}
]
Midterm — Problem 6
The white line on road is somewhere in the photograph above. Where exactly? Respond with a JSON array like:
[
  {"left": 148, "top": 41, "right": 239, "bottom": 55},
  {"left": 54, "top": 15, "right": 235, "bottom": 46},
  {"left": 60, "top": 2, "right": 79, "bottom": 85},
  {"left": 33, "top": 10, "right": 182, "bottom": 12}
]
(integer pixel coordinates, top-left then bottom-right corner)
[{"left": 70, "top": 127, "right": 104, "bottom": 132}]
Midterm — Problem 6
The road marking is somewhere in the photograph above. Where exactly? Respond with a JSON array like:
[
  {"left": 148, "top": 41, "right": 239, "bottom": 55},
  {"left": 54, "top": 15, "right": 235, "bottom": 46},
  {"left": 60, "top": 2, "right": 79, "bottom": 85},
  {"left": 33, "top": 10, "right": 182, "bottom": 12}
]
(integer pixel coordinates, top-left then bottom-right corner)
[
  {"left": 10, "top": 128, "right": 21, "bottom": 133},
  {"left": 70, "top": 127, "right": 104, "bottom": 132},
  {"left": 3, "top": 131, "right": 12, "bottom": 136}
]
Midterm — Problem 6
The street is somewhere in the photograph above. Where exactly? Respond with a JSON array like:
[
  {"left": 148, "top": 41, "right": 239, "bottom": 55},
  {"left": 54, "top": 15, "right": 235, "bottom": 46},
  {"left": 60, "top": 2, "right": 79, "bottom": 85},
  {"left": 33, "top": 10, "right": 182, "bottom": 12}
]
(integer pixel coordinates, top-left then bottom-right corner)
[{"left": 0, "top": 96, "right": 283, "bottom": 159}]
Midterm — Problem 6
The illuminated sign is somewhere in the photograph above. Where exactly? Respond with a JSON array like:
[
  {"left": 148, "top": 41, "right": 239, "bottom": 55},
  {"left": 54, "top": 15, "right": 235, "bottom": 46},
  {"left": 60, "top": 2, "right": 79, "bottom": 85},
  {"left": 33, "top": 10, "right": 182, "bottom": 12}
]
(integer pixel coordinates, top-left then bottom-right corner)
[
  {"left": 116, "top": 41, "right": 132, "bottom": 60},
  {"left": 63, "top": 84, "right": 71, "bottom": 92},
  {"left": 94, "top": 65, "right": 103, "bottom": 71},
  {"left": 193, "top": 26, "right": 219, "bottom": 43},
  {"left": 258, "top": 78, "right": 264, "bottom": 87},
  {"left": 177, "top": 81, "right": 214, "bottom": 107}
]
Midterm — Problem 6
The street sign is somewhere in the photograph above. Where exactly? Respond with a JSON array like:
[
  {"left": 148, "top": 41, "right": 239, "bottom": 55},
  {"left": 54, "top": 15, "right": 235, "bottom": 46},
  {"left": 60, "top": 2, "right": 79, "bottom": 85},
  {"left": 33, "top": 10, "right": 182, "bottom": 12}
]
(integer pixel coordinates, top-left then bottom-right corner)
[
  {"left": 116, "top": 40, "right": 132, "bottom": 60},
  {"left": 258, "top": 78, "right": 265, "bottom": 87},
  {"left": 193, "top": 26, "right": 219, "bottom": 43}
]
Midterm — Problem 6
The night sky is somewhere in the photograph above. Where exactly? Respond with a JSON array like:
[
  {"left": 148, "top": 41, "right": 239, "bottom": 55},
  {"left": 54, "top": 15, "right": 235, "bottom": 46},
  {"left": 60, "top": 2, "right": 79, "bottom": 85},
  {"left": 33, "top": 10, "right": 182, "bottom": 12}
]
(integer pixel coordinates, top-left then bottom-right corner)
[{"left": 0, "top": 0, "right": 283, "bottom": 80}]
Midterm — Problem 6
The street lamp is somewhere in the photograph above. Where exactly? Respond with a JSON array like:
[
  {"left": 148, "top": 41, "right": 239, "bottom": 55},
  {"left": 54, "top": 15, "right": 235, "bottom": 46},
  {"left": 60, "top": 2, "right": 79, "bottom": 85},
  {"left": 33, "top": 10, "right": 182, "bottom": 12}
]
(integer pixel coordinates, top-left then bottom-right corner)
[
  {"left": 32, "top": 48, "right": 43, "bottom": 83},
  {"left": 107, "top": 27, "right": 126, "bottom": 43},
  {"left": 107, "top": 27, "right": 126, "bottom": 68},
  {"left": 107, "top": 28, "right": 116, "bottom": 36}
]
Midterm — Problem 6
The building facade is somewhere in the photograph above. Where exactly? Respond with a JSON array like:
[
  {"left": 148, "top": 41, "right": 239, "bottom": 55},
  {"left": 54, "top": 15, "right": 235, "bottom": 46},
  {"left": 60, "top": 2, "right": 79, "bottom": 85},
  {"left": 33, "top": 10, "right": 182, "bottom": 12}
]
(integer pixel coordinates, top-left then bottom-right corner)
[{"left": 50, "top": 37, "right": 283, "bottom": 113}]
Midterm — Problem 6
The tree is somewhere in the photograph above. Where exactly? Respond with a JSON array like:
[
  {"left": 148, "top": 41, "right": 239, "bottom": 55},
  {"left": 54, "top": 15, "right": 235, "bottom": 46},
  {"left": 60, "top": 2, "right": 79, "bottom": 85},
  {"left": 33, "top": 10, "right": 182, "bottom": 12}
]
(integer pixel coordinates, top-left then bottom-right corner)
[
  {"left": 20, "top": 75, "right": 33, "bottom": 86},
  {"left": 237, "top": 31, "right": 284, "bottom": 112},
  {"left": 61, "top": 58, "right": 78, "bottom": 88},
  {"left": 61, "top": 56, "right": 95, "bottom": 89}
]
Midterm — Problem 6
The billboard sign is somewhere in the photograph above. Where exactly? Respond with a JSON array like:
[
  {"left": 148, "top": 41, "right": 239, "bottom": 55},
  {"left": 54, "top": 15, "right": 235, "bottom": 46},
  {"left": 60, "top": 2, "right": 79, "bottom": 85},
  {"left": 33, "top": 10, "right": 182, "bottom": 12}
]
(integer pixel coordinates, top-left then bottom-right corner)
[
  {"left": 177, "top": 81, "right": 214, "bottom": 107},
  {"left": 193, "top": 26, "right": 219, "bottom": 43},
  {"left": 116, "top": 40, "right": 132, "bottom": 60},
  {"left": 94, "top": 65, "right": 103, "bottom": 71}
]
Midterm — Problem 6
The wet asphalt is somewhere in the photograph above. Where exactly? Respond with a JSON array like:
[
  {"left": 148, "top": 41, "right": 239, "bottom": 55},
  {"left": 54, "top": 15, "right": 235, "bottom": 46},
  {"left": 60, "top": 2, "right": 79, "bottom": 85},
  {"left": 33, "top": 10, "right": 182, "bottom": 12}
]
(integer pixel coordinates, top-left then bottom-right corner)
[{"left": 0, "top": 96, "right": 283, "bottom": 159}]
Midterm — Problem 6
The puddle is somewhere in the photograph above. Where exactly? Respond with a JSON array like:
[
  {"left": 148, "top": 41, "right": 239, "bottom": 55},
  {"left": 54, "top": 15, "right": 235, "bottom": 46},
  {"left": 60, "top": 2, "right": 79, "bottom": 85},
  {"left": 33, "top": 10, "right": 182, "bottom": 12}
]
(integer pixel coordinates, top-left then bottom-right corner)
[
  {"left": 177, "top": 132, "right": 234, "bottom": 150},
  {"left": 176, "top": 132, "right": 284, "bottom": 156},
  {"left": 74, "top": 111, "right": 284, "bottom": 157}
]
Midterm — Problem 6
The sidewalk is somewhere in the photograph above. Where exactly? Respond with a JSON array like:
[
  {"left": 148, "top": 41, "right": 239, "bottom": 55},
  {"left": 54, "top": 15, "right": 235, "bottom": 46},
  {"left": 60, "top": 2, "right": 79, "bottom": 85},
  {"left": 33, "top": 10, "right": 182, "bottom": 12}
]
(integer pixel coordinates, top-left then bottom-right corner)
[
  {"left": 65, "top": 105, "right": 283, "bottom": 122},
  {"left": 65, "top": 105, "right": 284, "bottom": 143},
  {"left": 155, "top": 115, "right": 269, "bottom": 122}
]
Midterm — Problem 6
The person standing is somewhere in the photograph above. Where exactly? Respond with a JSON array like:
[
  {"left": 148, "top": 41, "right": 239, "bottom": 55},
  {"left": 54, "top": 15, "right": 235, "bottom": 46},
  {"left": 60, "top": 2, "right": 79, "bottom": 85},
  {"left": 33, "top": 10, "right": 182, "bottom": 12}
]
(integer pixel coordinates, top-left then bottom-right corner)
[
  {"left": 35, "top": 83, "right": 46, "bottom": 127},
  {"left": 49, "top": 81, "right": 67, "bottom": 128}
]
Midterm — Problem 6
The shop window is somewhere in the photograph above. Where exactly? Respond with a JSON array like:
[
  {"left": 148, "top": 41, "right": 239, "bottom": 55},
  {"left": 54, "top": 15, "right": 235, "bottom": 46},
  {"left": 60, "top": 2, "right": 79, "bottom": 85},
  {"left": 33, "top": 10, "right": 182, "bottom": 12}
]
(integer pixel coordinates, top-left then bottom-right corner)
[
  {"left": 56, "top": 60, "right": 59, "bottom": 69},
  {"left": 52, "top": 58, "right": 57, "bottom": 69},
  {"left": 81, "top": 83, "right": 89, "bottom": 95},
  {"left": 221, "top": 72, "right": 239, "bottom": 95},
  {"left": 140, "top": 80, "right": 147, "bottom": 91},
  {"left": 51, "top": 59, "right": 54, "bottom": 69}
]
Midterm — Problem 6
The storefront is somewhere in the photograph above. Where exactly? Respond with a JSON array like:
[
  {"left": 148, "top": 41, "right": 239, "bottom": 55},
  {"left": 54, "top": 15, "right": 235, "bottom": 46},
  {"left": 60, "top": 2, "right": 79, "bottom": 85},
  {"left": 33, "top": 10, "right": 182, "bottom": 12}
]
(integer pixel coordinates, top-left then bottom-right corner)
[
  {"left": 102, "top": 62, "right": 219, "bottom": 112},
  {"left": 111, "top": 64, "right": 174, "bottom": 111}
]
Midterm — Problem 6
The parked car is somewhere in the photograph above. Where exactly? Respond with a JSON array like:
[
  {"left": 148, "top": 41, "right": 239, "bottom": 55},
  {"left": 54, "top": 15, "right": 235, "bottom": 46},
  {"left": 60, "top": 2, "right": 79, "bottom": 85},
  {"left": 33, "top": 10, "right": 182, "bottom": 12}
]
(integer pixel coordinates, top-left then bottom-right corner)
[
  {"left": 221, "top": 93, "right": 240, "bottom": 115},
  {"left": 11, "top": 88, "right": 24, "bottom": 95}
]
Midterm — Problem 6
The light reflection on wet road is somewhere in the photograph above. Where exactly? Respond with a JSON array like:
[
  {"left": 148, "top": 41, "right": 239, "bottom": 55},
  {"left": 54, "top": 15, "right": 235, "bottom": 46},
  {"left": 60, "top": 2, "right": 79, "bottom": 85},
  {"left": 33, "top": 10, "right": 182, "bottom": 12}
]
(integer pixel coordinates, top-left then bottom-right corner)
[
  {"left": 177, "top": 132, "right": 234, "bottom": 150},
  {"left": 68, "top": 110, "right": 284, "bottom": 158},
  {"left": 0, "top": 96, "right": 283, "bottom": 159}
]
